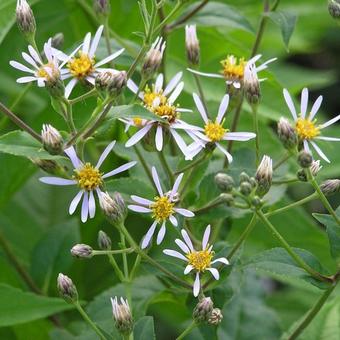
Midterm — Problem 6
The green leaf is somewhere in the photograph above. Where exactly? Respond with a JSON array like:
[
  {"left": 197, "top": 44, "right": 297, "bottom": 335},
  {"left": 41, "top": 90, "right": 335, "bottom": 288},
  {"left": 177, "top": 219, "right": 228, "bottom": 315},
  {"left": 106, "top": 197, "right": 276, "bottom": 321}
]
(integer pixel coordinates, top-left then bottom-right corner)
[
  {"left": 0, "top": 283, "right": 74, "bottom": 327},
  {"left": 244, "top": 247, "right": 331, "bottom": 290},
  {"left": 0, "top": 131, "right": 64, "bottom": 160},
  {"left": 313, "top": 208, "right": 340, "bottom": 263},
  {"left": 266, "top": 11, "right": 297, "bottom": 50},
  {"left": 105, "top": 177, "right": 154, "bottom": 197},
  {"left": 106, "top": 104, "right": 164, "bottom": 122},
  {"left": 179, "top": 2, "right": 254, "bottom": 33},
  {"left": 134, "top": 316, "right": 156, "bottom": 340}
]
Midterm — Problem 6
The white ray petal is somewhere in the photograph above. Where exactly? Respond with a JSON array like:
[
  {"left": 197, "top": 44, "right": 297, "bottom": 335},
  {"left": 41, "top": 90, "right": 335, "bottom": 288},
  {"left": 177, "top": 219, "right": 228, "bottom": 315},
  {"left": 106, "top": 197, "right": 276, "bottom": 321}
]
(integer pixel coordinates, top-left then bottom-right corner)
[
  {"left": 309, "top": 95, "right": 323, "bottom": 120},
  {"left": 216, "top": 143, "right": 233, "bottom": 163},
  {"left": 212, "top": 257, "right": 229, "bottom": 265},
  {"left": 21, "top": 52, "right": 39, "bottom": 69},
  {"left": 310, "top": 141, "right": 330, "bottom": 163},
  {"left": 207, "top": 267, "right": 219, "bottom": 280},
  {"left": 316, "top": 136, "right": 340, "bottom": 141},
  {"left": 81, "top": 191, "right": 89, "bottom": 223},
  {"left": 95, "top": 48, "right": 125, "bottom": 67},
  {"left": 187, "top": 68, "right": 224, "bottom": 79},
  {"left": 164, "top": 72, "right": 182, "bottom": 96},
  {"left": 202, "top": 225, "right": 211, "bottom": 250},
  {"left": 303, "top": 139, "right": 311, "bottom": 155},
  {"left": 39, "top": 177, "right": 77, "bottom": 186},
  {"left": 174, "top": 208, "right": 194, "bottom": 217},
  {"left": 82, "top": 32, "right": 92, "bottom": 54},
  {"left": 128, "top": 205, "right": 152, "bottom": 213},
  {"left": 9, "top": 61, "right": 34, "bottom": 73},
  {"left": 65, "top": 78, "right": 78, "bottom": 99},
  {"left": 170, "top": 173, "right": 183, "bottom": 200},
  {"left": 127, "top": 79, "right": 139, "bottom": 94},
  {"left": 217, "top": 94, "right": 229, "bottom": 124},
  {"left": 69, "top": 190, "right": 84, "bottom": 215},
  {"left": 170, "top": 129, "right": 191, "bottom": 158},
  {"left": 64, "top": 146, "right": 83, "bottom": 169},
  {"left": 163, "top": 249, "right": 188, "bottom": 261},
  {"left": 184, "top": 264, "right": 193, "bottom": 275},
  {"left": 152, "top": 166, "right": 163, "bottom": 196},
  {"left": 283, "top": 89, "right": 297, "bottom": 121},
  {"left": 168, "top": 82, "right": 184, "bottom": 104},
  {"left": 169, "top": 215, "right": 178, "bottom": 227},
  {"left": 223, "top": 132, "right": 256, "bottom": 141},
  {"left": 131, "top": 195, "right": 153, "bottom": 206},
  {"left": 141, "top": 221, "right": 158, "bottom": 249},
  {"left": 89, "top": 25, "right": 103, "bottom": 57},
  {"left": 125, "top": 124, "right": 152, "bottom": 147},
  {"left": 17, "top": 76, "right": 37, "bottom": 83},
  {"left": 28, "top": 45, "right": 42, "bottom": 64},
  {"left": 175, "top": 239, "right": 190, "bottom": 254},
  {"left": 102, "top": 161, "right": 137, "bottom": 179},
  {"left": 193, "top": 273, "right": 200, "bottom": 297},
  {"left": 300, "top": 88, "right": 309, "bottom": 118},
  {"left": 156, "top": 222, "right": 166, "bottom": 245},
  {"left": 181, "top": 229, "right": 194, "bottom": 251},
  {"left": 96, "top": 141, "right": 116, "bottom": 168},
  {"left": 155, "top": 74, "right": 164, "bottom": 93},
  {"left": 155, "top": 125, "right": 163, "bottom": 151},
  {"left": 193, "top": 93, "right": 208, "bottom": 123},
  {"left": 88, "top": 190, "right": 96, "bottom": 218},
  {"left": 319, "top": 114, "right": 340, "bottom": 129}
]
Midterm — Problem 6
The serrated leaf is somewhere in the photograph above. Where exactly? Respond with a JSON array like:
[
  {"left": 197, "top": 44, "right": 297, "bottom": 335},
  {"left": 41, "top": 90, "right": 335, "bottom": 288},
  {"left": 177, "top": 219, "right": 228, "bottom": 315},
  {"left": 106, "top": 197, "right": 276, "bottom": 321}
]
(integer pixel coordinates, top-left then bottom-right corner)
[{"left": 266, "top": 10, "right": 297, "bottom": 50}]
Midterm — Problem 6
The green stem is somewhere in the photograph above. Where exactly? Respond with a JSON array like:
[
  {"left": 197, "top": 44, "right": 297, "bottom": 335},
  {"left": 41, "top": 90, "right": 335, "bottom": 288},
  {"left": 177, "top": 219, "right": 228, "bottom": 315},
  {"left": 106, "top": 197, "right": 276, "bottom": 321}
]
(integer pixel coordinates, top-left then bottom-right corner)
[
  {"left": 176, "top": 321, "right": 197, "bottom": 340},
  {"left": 74, "top": 302, "right": 107, "bottom": 340},
  {"left": 227, "top": 92, "right": 244, "bottom": 154},
  {"left": 154, "top": 1, "right": 183, "bottom": 33},
  {"left": 193, "top": 197, "right": 223, "bottom": 215},
  {"left": 66, "top": 102, "right": 76, "bottom": 134},
  {"left": 120, "top": 233, "right": 129, "bottom": 279},
  {"left": 265, "top": 192, "right": 318, "bottom": 217},
  {"left": 127, "top": 44, "right": 148, "bottom": 79},
  {"left": 273, "top": 152, "right": 292, "bottom": 170},
  {"left": 252, "top": 105, "right": 260, "bottom": 166},
  {"left": 256, "top": 210, "right": 330, "bottom": 283},
  {"left": 92, "top": 248, "right": 134, "bottom": 255},
  {"left": 227, "top": 214, "right": 257, "bottom": 259},
  {"left": 69, "top": 89, "right": 97, "bottom": 105},
  {"left": 158, "top": 150, "right": 174, "bottom": 186},
  {"left": 306, "top": 168, "right": 340, "bottom": 227},
  {"left": 175, "top": 152, "right": 208, "bottom": 175},
  {"left": 107, "top": 254, "right": 126, "bottom": 283},
  {"left": 287, "top": 282, "right": 337, "bottom": 340},
  {"left": 129, "top": 254, "right": 142, "bottom": 280},
  {"left": 272, "top": 177, "right": 298, "bottom": 185}
]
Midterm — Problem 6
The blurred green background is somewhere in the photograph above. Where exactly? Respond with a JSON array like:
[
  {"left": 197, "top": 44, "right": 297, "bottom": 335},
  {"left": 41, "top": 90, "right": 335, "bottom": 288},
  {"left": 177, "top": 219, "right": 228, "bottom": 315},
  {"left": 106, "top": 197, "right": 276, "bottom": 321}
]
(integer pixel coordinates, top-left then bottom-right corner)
[{"left": 0, "top": 0, "right": 340, "bottom": 339}]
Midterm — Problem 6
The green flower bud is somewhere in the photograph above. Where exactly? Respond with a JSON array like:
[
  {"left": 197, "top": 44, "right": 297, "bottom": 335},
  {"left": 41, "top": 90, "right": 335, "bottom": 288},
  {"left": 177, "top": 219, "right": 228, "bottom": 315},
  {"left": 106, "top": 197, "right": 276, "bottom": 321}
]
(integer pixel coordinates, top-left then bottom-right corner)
[
  {"left": 71, "top": 244, "right": 93, "bottom": 258},
  {"left": 107, "top": 71, "right": 127, "bottom": 97},
  {"left": 111, "top": 296, "right": 133, "bottom": 335},
  {"left": 240, "top": 182, "right": 252, "bottom": 196},
  {"left": 239, "top": 172, "right": 250, "bottom": 184},
  {"left": 244, "top": 63, "right": 261, "bottom": 105},
  {"left": 251, "top": 196, "right": 263, "bottom": 208},
  {"left": 142, "top": 37, "right": 166, "bottom": 78},
  {"left": 298, "top": 150, "right": 312, "bottom": 168},
  {"left": 219, "top": 193, "right": 234, "bottom": 206},
  {"left": 297, "top": 169, "right": 307, "bottom": 182},
  {"left": 255, "top": 155, "right": 273, "bottom": 197},
  {"left": 98, "top": 230, "right": 112, "bottom": 250},
  {"left": 99, "top": 191, "right": 127, "bottom": 225},
  {"left": 215, "top": 173, "right": 234, "bottom": 192},
  {"left": 41, "top": 124, "right": 63, "bottom": 155},
  {"left": 57, "top": 273, "right": 78, "bottom": 303},
  {"left": 185, "top": 25, "right": 200, "bottom": 66},
  {"left": 193, "top": 297, "right": 214, "bottom": 323},
  {"left": 277, "top": 117, "right": 298, "bottom": 150},
  {"left": 16, "top": 0, "right": 36, "bottom": 39}
]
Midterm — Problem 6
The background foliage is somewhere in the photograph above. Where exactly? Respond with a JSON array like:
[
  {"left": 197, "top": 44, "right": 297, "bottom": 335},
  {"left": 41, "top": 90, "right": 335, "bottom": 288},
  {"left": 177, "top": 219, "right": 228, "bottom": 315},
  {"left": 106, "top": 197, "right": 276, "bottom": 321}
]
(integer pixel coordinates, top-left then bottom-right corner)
[{"left": 0, "top": 0, "right": 340, "bottom": 339}]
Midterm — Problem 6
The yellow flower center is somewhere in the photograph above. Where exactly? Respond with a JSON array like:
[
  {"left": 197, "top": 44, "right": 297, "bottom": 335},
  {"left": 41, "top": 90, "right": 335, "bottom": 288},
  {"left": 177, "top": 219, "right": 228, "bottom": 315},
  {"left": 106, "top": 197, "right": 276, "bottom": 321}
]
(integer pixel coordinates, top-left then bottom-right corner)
[
  {"left": 150, "top": 196, "right": 174, "bottom": 221},
  {"left": 186, "top": 250, "right": 213, "bottom": 272},
  {"left": 204, "top": 121, "right": 227, "bottom": 142},
  {"left": 36, "top": 62, "right": 60, "bottom": 80},
  {"left": 295, "top": 117, "right": 320, "bottom": 140},
  {"left": 154, "top": 104, "right": 178, "bottom": 123},
  {"left": 67, "top": 52, "right": 95, "bottom": 79},
  {"left": 74, "top": 163, "right": 103, "bottom": 191},
  {"left": 143, "top": 86, "right": 167, "bottom": 108},
  {"left": 133, "top": 117, "right": 143, "bottom": 126},
  {"left": 221, "top": 55, "right": 247, "bottom": 81}
]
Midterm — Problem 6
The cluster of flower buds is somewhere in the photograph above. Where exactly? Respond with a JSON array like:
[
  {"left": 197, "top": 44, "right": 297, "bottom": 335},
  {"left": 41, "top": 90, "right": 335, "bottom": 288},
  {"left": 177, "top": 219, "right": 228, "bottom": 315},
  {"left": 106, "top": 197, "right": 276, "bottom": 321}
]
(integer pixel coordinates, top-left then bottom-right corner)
[
  {"left": 185, "top": 25, "right": 200, "bottom": 66},
  {"left": 95, "top": 70, "right": 127, "bottom": 97},
  {"left": 255, "top": 155, "right": 273, "bottom": 197},
  {"left": 93, "top": 0, "right": 111, "bottom": 20},
  {"left": 16, "top": 0, "right": 36, "bottom": 41},
  {"left": 239, "top": 171, "right": 257, "bottom": 196},
  {"left": 277, "top": 118, "right": 298, "bottom": 150},
  {"left": 297, "top": 159, "right": 322, "bottom": 182},
  {"left": 98, "top": 230, "right": 112, "bottom": 250},
  {"left": 142, "top": 37, "right": 166, "bottom": 78},
  {"left": 111, "top": 296, "right": 133, "bottom": 335},
  {"left": 71, "top": 244, "right": 93, "bottom": 258},
  {"left": 57, "top": 273, "right": 78, "bottom": 303},
  {"left": 328, "top": 0, "right": 340, "bottom": 19},
  {"left": 41, "top": 124, "right": 63, "bottom": 155},
  {"left": 99, "top": 191, "right": 127, "bottom": 225},
  {"left": 193, "top": 297, "right": 223, "bottom": 325}
]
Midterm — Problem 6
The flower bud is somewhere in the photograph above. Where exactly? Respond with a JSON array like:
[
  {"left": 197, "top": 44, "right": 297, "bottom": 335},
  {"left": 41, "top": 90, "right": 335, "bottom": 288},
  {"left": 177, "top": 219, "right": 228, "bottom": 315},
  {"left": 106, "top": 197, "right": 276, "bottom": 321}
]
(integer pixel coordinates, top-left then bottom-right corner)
[
  {"left": 244, "top": 62, "right": 261, "bottom": 105},
  {"left": 93, "top": 0, "right": 111, "bottom": 19},
  {"left": 41, "top": 124, "right": 63, "bottom": 155},
  {"left": 33, "top": 159, "right": 58, "bottom": 174},
  {"left": 16, "top": 0, "right": 36, "bottom": 39},
  {"left": 57, "top": 273, "right": 78, "bottom": 303},
  {"left": 208, "top": 308, "right": 223, "bottom": 325},
  {"left": 249, "top": 177, "right": 257, "bottom": 188},
  {"left": 240, "top": 182, "right": 252, "bottom": 196},
  {"left": 219, "top": 193, "right": 234, "bottom": 206},
  {"left": 255, "top": 155, "right": 273, "bottom": 197},
  {"left": 239, "top": 172, "right": 250, "bottom": 184},
  {"left": 298, "top": 150, "right": 313, "bottom": 168},
  {"left": 277, "top": 117, "right": 298, "bottom": 150},
  {"left": 45, "top": 76, "right": 65, "bottom": 99},
  {"left": 185, "top": 25, "right": 200, "bottom": 66},
  {"left": 297, "top": 169, "right": 307, "bottom": 182},
  {"left": 252, "top": 196, "right": 263, "bottom": 208},
  {"left": 310, "top": 160, "right": 322, "bottom": 177},
  {"left": 98, "top": 230, "right": 112, "bottom": 250},
  {"left": 328, "top": 0, "right": 340, "bottom": 19},
  {"left": 95, "top": 71, "right": 114, "bottom": 92},
  {"left": 193, "top": 297, "right": 214, "bottom": 323},
  {"left": 107, "top": 71, "right": 127, "bottom": 97},
  {"left": 320, "top": 179, "right": 340, "bottom": 195},
  {"left": 215, "top": 173, "right": 234, "bottom": 193},
  {"left": 99, "top": 191, "right": 127, "bottom": 225},
  {"left": 111, "top": 297, "right": 133, "bottom": 335},
  {"left": 142, "top": 37, "right": 166, "bottom": 78},
  {"left": 71, "top": 244, "right": 93, "bottom": 258}
]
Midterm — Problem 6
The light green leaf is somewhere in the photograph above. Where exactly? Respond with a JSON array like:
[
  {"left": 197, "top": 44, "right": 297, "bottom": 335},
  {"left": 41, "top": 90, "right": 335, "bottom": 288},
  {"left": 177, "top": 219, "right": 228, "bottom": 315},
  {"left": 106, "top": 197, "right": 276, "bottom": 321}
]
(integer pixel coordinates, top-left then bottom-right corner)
[
  {"left": 0, "top": 131, "right": 64, "bottom": 160},
  {"left": 266, "top": 11, "right": 297, "bottom": 50},
  {"left": 0, "top": 284, "right": 74, "bottom": 327},
  {"left": 134, "top": 316, "right": 156, "bottom": 340},
  {"left": 105, "top": 177, "right": 154, "bottom": 197}
]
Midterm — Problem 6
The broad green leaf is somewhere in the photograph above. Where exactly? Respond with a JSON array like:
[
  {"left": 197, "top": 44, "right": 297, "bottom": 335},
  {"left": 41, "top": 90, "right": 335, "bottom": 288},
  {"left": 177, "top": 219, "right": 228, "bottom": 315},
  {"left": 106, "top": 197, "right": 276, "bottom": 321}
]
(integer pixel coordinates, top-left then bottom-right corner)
[
  {"left": 0, "top": 284, "right": 74, "bottom": 327},
  {"left": 179, "top": 2, "right": 254, "bottom": 33},
  {"left": 266, "top": 11, "right": 297, "bottom": 50},
  {"left": 244, "top": 247, "right": 331, "bottom": 289},
  {"left": 134, "top": 316, "right": 156, "bottom": 340},
  {"left": 105, "top": 177, "right": 154, "bottom": 197},
  {"left": 0, "top": 131, "right": 64, "bottom": 160},
  {"left": 313, "top": 208, "right": 340, "bottom": 263}
]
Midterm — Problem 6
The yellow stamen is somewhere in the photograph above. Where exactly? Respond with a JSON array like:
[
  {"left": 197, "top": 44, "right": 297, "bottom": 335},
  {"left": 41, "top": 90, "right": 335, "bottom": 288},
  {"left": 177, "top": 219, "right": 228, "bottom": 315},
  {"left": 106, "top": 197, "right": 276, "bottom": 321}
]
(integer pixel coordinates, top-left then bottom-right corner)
[
  {"left": 133, "top": 117, "right": 143, "bottom": 126},
  {"left": 143, "top": 85, "right": 167, "bottom": 108},
  {"left": 295, "top": 117, "right": 320, "bottom": 140},
  {"left": 186, "top": 250, "right": 213, "bottom": 272},
  {"left": 67, "top": 51, "right": 95, "bottom": 79},
  {"left": 150, "top": 196, "right": 174, "bottom": 221},
  {"left": 220, "top": 55, "right": 247, "bottom": 81},
  {"left": 204, "top": 121, "right": 227, "bottom": 142},
  {"left": 74, "top": 163, "right": 103, "bottom": 191},
  {"left": 36, "top": 62, "right": 60, "bottom": 79},
  {"left": 154, "top": 104, "right": 178, "bottom": 123}
]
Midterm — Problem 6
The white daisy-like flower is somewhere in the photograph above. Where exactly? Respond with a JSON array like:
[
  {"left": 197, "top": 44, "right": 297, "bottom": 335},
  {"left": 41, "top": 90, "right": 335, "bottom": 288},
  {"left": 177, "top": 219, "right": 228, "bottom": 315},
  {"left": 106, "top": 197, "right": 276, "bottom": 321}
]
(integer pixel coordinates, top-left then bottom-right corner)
[
  {"left": 56, "top": 25, "right": 124, "bottom": 98},
  {"left": 9, "top": 38, "right": 68, "bottom": 87},
  {"left": 163, "top": 225, "right": 229, "bottom": 297},
  {"left": 39, "top": 141, "right": 136, "bottom": 223},
  {"left": 188, "top": 54, "right": 276, "bottom": 89},
  {"left": 125, "top": 72, "right": 199, "bottom": 157},
  {"left": 185, "top": 93, "right": 256, "bottom": 162},
  {"left": 283, "top": 88, "right": 340, "bottom": 163},
  {"left": 128, "top": 166, "right": 194, "bottom": 249}
]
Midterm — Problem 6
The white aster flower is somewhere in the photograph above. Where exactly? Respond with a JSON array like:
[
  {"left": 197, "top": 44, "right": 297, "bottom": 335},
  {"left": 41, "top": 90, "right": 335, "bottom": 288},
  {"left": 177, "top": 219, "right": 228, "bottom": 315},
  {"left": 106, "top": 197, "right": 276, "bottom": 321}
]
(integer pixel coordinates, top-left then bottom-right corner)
[
  {"left": 39, "top": 141, "right": 136, "bottom": 223},
  {"left": 128, "top": 166, "right": 194, "bottom": 249},
  {"left": 188, "top": 54, "right": 276, "bottom": 89},
  {"left": 125, "top": 72, "right": 199, "bottom": 157},
  {"left": 186, "top": 93, "right": 256, "bottom": 162},
  {"left": 163, "top": 225, "right": 229, "bottom": 297},
  {"left": 56, "top": 25, "right": 124, "bottom": 98},
  {"left": 283, "top": 88, "right": 340, "bottom": 163},
  {"left": 9, "top": 38, "right": 66, "bottom": 87}
]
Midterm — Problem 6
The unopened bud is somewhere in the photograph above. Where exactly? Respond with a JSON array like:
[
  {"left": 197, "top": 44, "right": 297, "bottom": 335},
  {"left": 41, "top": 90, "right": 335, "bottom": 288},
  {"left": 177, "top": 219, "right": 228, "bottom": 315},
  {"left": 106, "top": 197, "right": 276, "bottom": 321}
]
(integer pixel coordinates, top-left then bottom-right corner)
[
  {"left": 240, "top": 182, "right": 252, "bottom": 196},
  {"left": 252, "top": 196, "right": 263, "bottom": 208},
  {"left": 41, "top": 124, "right": 63, "bottom": 155},
  {"left": 185, "top": 25, "right": 200, "bottom": 66},
  {"left": 193, "top": 297, "right": 214, "bottom": 323},
  {"left": 239, "top": 172, "right": 250, "bottom": 184},
  {"left": 208, "top": 308, "right": 223, "bottom": 325},
  {"left": 51, "top": 33, "right": 64, "bottom": 49},
  {"left": 107, "top": 71, "right": 127, "bottom": 96},
  {"left": 310, "top": 160, "right": 322, "bottom": 177},
  {"left": 320, "top": 179, "right": 340, "bottom": 195},
  {"left": 57, "top": 273, "right": 78, "bottom": 303},
  {"left": 71, "top": 244, "right": 93, "bottom": 258},
  {"left": 219, "top": 193, "right": 234, "bottom": 206},
  {"left": 298, "top": 150, "right": 312, "bottom": 168},
  {"left": 297, "top": 169, "right": 307, "bottom": 182},
  {"left": 249, "top": 177, "right": 257, "bottom": 188},
  {"left": 244, "top": 62, "right": 261, "bottom": 105},
  {"left": 93, "top": 0, "right": 111, "bottom": 19},
  {"left": 96, "top": 71, "right": 114, "bottom": 92},
  {"left": 98, "top": 230, "right": 112, "bottom": 250},
  {"left": 111, "top": 297, "right": 133, "bottom": 335},
  {"left": 99, "top": 191, "right": 127, "bottom": 224},
  {"left": 277, "top": 117, "right": 298, "bottom": 150},
  {"left": 16, "top": 0, "right": 36, "bottom": 39},
  {"left": 142, "top": 37, "right": 166, "bottom": 78},
  {"left": 215, "top": 173, "right": 234, "bottom": 192},
  {"left": 255, "top": 155, "right": 273, "bottom": 196},
  {"left": 328, "top": 0, "right": 340, "bottom": 19}
]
